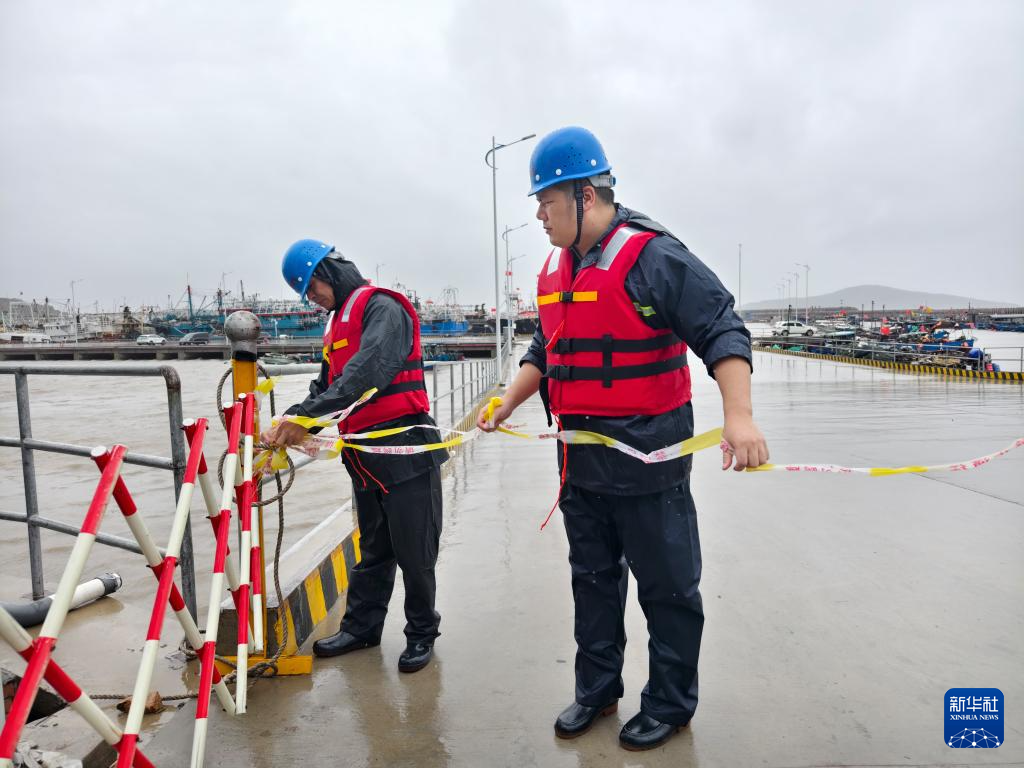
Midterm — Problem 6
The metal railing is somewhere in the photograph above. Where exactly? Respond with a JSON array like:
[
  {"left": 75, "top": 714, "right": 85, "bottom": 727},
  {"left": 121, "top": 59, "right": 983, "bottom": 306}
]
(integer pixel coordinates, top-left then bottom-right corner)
[
  {"left": 430, "top": 357, "right": 499, "bottom": 430},
  {"left": 0, "top": 363, "right": 197, "bottom": 617},
  {"left": 984, "top": 346, "right": 1024, "bottom": 373}
]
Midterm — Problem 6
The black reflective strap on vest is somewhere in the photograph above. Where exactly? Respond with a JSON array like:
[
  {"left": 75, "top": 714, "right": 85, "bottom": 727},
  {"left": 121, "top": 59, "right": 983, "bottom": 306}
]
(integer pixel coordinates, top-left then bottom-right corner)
[
  {"left": 379, "top": 379, "right": 428, "bottom": 398},
  {"left": 545, "top": 354, "right": 688, "bottom": 383},
  {"left": 376, "top": 359, "right": 427, "bottom": 398},
  {"left": 550, "top": 334, "right": 682, "bottom": 355}
]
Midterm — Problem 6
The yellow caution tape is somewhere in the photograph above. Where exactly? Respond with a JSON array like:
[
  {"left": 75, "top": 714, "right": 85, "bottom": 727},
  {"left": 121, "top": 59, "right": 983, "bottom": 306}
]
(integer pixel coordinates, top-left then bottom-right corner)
[
  {"left": 278, "top": 388, "right": 379, "bottom": 430},
  {"left": 253, "top": 390, "right": 1024, "bottom": 480},
  {"left": 482, "top": 396, "right": 723, "bottom": 461},
  {"left": 744, "top": 436, "right": 1024, "bottom": 475},
  {"left": 253, "top": 385, "right": 379, "bottom": 472},
  {"left": 255, "top": 396, "right": 723, "bottom": 473},
  {"left": 256, "top": 377, "right": 278, "bottom": 396}
]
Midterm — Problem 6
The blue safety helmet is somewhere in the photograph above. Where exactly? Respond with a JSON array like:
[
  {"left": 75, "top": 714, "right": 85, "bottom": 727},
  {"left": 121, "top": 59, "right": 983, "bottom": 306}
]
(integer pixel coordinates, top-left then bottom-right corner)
[
  {"left": 528, "top": 126, "right": 613, "bottom": 196},
  {"left": 281, "top": 239, "right": 335, "bottom": 298}
]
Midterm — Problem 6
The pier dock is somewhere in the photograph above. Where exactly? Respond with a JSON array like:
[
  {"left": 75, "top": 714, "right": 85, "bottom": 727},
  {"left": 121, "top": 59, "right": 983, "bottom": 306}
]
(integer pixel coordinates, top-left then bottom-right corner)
[{"left": 0, "top": 336, "right": 500, "bottom": 362}]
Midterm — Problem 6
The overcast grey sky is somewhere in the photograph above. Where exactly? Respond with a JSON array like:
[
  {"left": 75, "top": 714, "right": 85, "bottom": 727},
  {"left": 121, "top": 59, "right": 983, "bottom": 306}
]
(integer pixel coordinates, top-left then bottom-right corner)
[{"left": 1, "top": 0, "right": 1021, "bottom": 313}]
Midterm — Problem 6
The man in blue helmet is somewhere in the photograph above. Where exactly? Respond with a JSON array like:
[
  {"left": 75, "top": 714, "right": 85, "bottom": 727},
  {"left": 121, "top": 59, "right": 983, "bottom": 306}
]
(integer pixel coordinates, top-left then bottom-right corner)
[
  {"left": 478, "top": 127, "right": 769, "bottom": 750},
  {"left": 263, "top": 240, "right": 447, "bottom": 673}
]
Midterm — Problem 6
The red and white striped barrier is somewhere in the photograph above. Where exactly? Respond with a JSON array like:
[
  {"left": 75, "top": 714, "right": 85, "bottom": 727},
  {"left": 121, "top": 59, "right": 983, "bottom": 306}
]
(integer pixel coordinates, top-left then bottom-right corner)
[
  {"left": 1, "top": 392, "right": 276, "bottom": 766},
  {"left": 245, "top": 393, "right": 265, "bottom": 655},
  {"left": 234, "top": 393, "right": 256, "bottom": 714},
  {"left": 100, "top": 419, "right": 208, "bottom": 767},
  {"left": 186, "top": 422, "right": 247, "bottom": 626},
  {"left": 191, "top": 402, "right": 243, "bottom": 768},
  {"left": 94, "top": 429, "right": 237, "bottom": 720},
  {"left": 0, "top": 606, "right": 156, "bottom": 768},
  {"left": 0, "top": 445, "right": 126, "bottom": 764},
  {"left": 250, "top": 522, "right": 265, "bottom": 656}
]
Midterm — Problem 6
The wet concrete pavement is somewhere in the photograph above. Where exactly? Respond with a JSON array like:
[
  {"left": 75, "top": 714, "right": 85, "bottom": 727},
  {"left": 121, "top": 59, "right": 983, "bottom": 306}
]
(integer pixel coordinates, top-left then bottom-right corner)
[{"left": 140, "top": 351, "right": 1023, "bottom": 767}]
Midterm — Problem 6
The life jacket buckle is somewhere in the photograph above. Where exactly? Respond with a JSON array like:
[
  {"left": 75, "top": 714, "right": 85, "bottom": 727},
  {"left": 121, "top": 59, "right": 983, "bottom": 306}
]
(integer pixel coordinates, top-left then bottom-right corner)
[{"left": 547, "top": 364, "right": 574, "bottom": 381}]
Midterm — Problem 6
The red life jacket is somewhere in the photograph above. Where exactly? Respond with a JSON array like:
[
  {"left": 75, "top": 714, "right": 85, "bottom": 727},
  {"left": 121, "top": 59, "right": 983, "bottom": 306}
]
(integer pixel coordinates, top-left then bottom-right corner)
[
  {"left": 323, "top": 285, "right": 430, "bottom": 432},
  {"left": 536, "top": 223, "right": 691, "bottom": 417}
]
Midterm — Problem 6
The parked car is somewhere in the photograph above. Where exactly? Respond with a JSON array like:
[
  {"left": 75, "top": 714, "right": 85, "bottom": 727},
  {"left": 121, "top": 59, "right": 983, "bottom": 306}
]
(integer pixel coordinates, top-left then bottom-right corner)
[
  {"left": 179, "top": 332, "right": 211, "bottom": 345},
  {"left": 772, "top": 320, "right": 817, "bottom": 336},
  {"left": 135, "top": 334, "right": 166, "bottom": 346}
]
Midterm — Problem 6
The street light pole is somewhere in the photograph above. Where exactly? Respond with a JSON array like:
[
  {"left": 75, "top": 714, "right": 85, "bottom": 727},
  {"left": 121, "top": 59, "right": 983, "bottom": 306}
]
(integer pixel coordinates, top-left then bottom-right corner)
[
  {"left": 502, "top": 223, "right": 529, "bottom": 343},
  {"left": 506, "top": 253, "right": 527, "bottom": 319},
  {"left": 788, "top": 271, "right": 800, "bottom": 324},
  {"left": 485, "top": 133, "right": 536, "bottom": 385},
  {"left": 796, "top": 263, "right": 810, "bottom": 323}
]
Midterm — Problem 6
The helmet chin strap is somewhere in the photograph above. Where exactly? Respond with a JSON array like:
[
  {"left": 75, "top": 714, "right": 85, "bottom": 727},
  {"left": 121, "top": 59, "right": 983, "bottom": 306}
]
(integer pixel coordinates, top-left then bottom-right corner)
[{"left": 570, "top": 179, "right": 585, "bottom": 258}]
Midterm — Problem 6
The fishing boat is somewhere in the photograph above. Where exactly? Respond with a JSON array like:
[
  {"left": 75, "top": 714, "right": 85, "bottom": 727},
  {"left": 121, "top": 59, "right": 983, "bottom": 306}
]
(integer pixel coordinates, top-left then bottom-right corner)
[
  {"left": 989, "top": 313, "right": 1024, "bottom": 332},
  {"left": 418, "top": 288, "right": 470, "bottom": 336}
]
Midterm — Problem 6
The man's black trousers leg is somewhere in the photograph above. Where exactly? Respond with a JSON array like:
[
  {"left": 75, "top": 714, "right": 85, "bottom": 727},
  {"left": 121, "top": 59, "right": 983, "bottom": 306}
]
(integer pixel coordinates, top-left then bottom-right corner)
[
  {"left": 560, "top": 484, "right": 629, "bottom": 707},
  {"left": 340, "top": 469, "right": 442, "bottom": 644},
  {"left": 340, "top": 482, "right": 397, "bottom": 643},
  {"left": 386, "top": 468, "right": 443, "bottom": 643},
  {"left": 560, "top": 477, "right": 703, "bottom": 724},
  {"left": 618, "top": 476, "right": 704, "bottom": 725}
]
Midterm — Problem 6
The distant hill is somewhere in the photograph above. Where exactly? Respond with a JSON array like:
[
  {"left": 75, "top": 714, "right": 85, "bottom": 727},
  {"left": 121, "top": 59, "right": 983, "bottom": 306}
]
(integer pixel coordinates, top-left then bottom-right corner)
[{"left": 742, "top": 284, "right": 1017, "bottom": 311}]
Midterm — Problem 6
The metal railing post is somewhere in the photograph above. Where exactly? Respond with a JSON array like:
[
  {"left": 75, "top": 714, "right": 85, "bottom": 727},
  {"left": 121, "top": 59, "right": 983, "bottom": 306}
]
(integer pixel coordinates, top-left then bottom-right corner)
[
  {"left": 449, "top": 364, "right": 455, "bottom": 430},
  {"left": 461, "top": 363, "right": 466, "bottom": 419},
  {"left": 432, "top": 363, "right": 439, "bottom": 420},
  {"left": 15, "top": 373, "right": 45, "bottom": 599},
  {"left": 162, "top": 367, "right": 197, "bottom": 620}
]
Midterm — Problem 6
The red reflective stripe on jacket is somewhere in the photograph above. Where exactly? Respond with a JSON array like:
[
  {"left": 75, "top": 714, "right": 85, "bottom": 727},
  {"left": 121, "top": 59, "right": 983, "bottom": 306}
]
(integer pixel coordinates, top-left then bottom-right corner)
[
  {"left": 323, "top": 286, "right": 430, "bottom": 432},
  {"left": 536, "top": 224, "right": 692, "bottom": 417}
]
